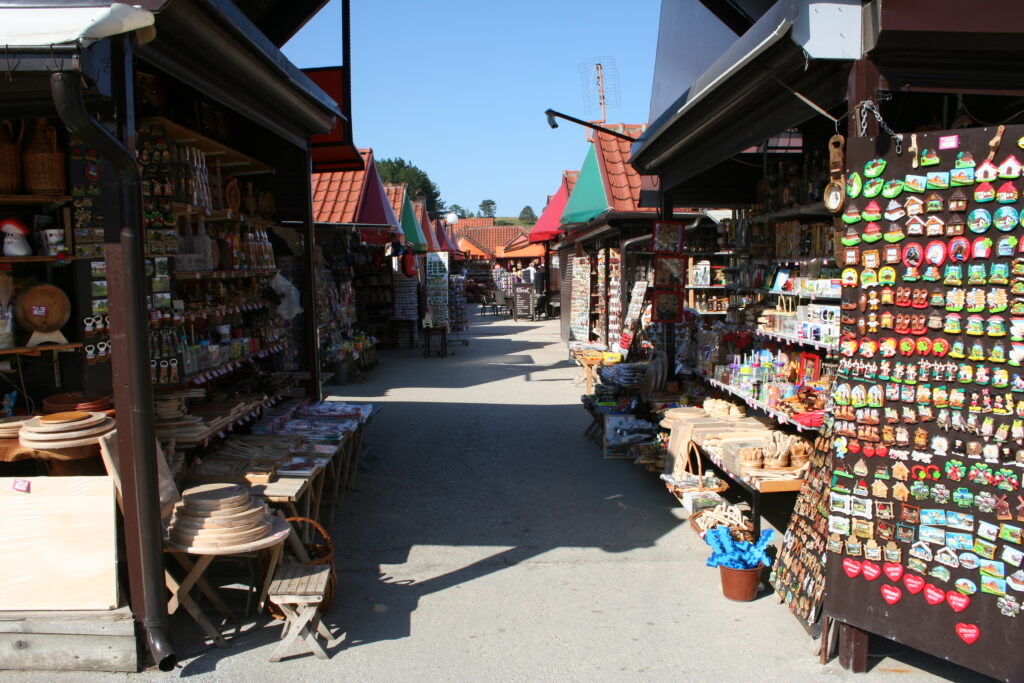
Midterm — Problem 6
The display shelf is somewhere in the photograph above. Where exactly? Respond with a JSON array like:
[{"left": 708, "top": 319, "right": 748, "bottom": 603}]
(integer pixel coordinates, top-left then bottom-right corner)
[
  {"left": 0, "top": 342, "right": 82, "bottom": 356},
  {"left": 183, "top": 339, "right": 290, "bottom": 385},
  {"left": 0, "top": 194, "right": 70, "bottom": 207},
  {"left": 175, "top": 268, "right": 278, "bottom": 280},
  {"left": 691, "top": 310, "right": 728, "bottom": 316},
  {"left": 180, "top": 302, "right": 267, "bottom": 323},
  {"left": 767, "top": 290, "right": 841, "bottom": 301},
  {"left": 168, "top": 384, "right": 295, "bottom": 449},
  {"left": 684, "top": 285, "right": 729, "bottom": 290},
  {"left": 704, "top": 377, "right": 820, "bottom": 433},
  {"left": 754, "top": 329, "right": 837, "bottom": 352},
  {"left": 170, "top": 201, "right": 274, "bottom": 226},
  {"left": 749, "top": 200, "right": 829, "bottom": 224},
  {"left": 139, "top": 116, "right": 273, "bottom": 176},
  {"left": 0, "top": 255, "right": 79, "bottom": 264}
]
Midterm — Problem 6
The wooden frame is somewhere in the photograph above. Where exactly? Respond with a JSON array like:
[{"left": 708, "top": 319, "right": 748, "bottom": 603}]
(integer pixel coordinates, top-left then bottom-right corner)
[
  {"left": 799, "top": 352, "right": 822, "bottom": 383},
  {"left": 654, "top": 255, "right": 686, "bottom": 287},
  {"left": 652, "top": 220, "right": 685, "bottom": 253},
  {"left": 652, "top": 288, "right": 683, "bottom": 323}
]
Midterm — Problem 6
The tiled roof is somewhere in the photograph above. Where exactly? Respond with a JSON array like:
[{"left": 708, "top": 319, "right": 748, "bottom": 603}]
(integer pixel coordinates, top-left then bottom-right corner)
[
  {"left": 312, "top": 148, "right": 372, "bottom": 223},
  {"left": 454, "top": 225, "right": 527, "bottom": 258},
  {"left": 593, "top": 124, "right": 653, "bottom": 212},
  {"left": 564, "top": 170, "right": 579, "bottom": 196},
  {"left": 384, "top": 183, "right": 406, "bottom": 221},
  {"left": 452, "top": 217, "right": 494, "bottom": 229}
]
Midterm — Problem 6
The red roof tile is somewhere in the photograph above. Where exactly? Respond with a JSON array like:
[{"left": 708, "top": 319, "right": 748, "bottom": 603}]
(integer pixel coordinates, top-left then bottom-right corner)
[
  {"left": 564, "top": 170, "right": 579, "bottom": 196},
  {"left": 451, "top": 217, "right": 494, "bottom": 229},
  {"left": 593, "top": 124, "right": 654, "bottom": 213},
  {"left": 312, "top": 148, "right": 373, "bottom": 223},
  {"left": 454, "top": 225, "right": 528, "bottom": 258},
  {"left": 384, "top": 183, "right": 406, "bottom": 221}
]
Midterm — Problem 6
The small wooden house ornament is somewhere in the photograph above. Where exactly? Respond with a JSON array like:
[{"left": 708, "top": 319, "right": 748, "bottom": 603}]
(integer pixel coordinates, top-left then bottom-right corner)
[
  {"left": 999, "top": 155, "right": 1023, "bottom": 179},
  {"left": 925, "top": 216, "right": 945, "bottom": 236},
  {"left": 893, "top": 481, "right": 910, "bottom": 501},
  {"left": 905, "top": 195, "right": 925, "bottom": 217},
  {"left": 926, "top": 192, "right": 944, "bottom": 212},
  {"left": 906, "top": 215, "right": 926, "bottom": 236},
  {"left": 872, "top": 480, "right": 890, "bottom": 498},
  {"left": 977, "top": 159, "right": 999, "bottom": 182},
  {"left": 853, "top": 458, "right": 869, "bottom": 476},
  {"left": 998, "top": 181, "right": 1019, "bottom": 203},
  {"left": 892, "top": 462, "right": 910, "bottom": 481},
  {"left": 948, "top": 189, "right": 969, "bottom": 212}
]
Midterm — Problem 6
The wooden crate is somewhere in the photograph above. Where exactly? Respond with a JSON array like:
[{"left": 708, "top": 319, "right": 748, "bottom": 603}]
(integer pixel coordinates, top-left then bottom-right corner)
[{"left": 0, "top": 604, "right": 137, "bottom": 672}]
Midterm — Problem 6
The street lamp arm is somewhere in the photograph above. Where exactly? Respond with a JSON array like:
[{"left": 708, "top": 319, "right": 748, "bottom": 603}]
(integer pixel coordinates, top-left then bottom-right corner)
[{"left": 543, "top": 109, "right": 637, "bottom": 142}]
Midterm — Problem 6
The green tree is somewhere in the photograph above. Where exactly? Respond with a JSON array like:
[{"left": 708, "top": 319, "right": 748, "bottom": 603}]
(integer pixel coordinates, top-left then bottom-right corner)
[
  {"left": 376, "top": 157, "right": 445, "bottom": 213},
  {"left": 478, "top": 199, "right": 496, "bottom": 218},
  {"left": 518, "top": 205, "right": 537, "bottom": 222},
  {"left": 448, "top": 204, "right": 468, "bottom": 218}
]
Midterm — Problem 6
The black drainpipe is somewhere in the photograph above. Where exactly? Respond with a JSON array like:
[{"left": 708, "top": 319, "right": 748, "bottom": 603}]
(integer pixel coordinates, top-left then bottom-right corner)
[{"left": 50, "top": 71, "right": 177, "bottom": 672}]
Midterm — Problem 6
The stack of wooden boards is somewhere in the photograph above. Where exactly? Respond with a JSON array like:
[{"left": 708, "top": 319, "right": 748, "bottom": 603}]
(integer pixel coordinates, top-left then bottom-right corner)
[
  {"left": 42, "top": 392, "right": 112, "bottom": 413},
  {"left": 166, "top": 483, "right": 274, "bottom": 552},
  {"left": 0, "top": 416, "right": 30, "bottom": 439},
  {"left": 18, "top": 411, "right": 115, "bottom": 449}
]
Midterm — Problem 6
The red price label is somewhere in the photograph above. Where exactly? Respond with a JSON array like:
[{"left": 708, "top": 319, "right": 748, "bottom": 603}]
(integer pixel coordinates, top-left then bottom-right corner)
[
  {"left": 12, "top": 478, "right": 30, "bottom": 493},
  {"left": 31, "top": 306, "right": 47, "bottom": 316}
]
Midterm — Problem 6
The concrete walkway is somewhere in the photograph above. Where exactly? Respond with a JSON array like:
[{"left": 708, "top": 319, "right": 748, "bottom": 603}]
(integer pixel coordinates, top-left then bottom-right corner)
[{"left": 3, "top": 308, "right": 976, "bottom": 680}]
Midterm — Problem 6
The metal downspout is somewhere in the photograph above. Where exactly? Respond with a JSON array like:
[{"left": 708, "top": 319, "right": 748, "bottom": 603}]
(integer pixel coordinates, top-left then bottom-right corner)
[{"left": 50, "top": 71, "right": 177, "bottom": 672}]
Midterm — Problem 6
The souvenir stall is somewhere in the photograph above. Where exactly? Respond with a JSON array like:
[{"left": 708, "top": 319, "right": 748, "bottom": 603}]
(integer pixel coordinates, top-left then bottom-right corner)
[
  {"left": 0, "top": 2, "right": 365, "bottom": 672},
  {"left": 629, "top": 0, "right": 1024, "bottom": 677}
]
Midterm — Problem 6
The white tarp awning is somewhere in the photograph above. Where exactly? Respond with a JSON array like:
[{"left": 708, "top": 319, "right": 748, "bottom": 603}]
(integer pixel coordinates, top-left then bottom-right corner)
[{"left": 0, "top": 4, "right": 155, "bottom": 47}]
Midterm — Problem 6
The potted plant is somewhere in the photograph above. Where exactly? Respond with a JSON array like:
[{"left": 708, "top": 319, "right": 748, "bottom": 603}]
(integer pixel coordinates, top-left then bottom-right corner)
[{"left": 705, "top": 525, "right": 774, "bottom": 601}]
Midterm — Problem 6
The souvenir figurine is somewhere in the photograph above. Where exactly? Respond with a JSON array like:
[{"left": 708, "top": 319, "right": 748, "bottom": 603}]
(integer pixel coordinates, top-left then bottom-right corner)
[{"left": 1, "top": 218, "right": 31, "bottom": 257}]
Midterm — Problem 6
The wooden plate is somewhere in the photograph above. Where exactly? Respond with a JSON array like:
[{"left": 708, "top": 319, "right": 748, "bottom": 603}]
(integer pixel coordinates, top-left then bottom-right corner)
[
  {"left": 19, "top": 433, "right": 109, "bottom": 449},
  {"left": 39, "top": 411, "right": 89, "bottom": 424},
  {"left": 24, "top": 412, "right": 108, "bottom": 433},
  {"left": 180, "top": 483, "right": 250, "bottom": 509},
  {"left": 19, "top": 419, "right": 114, "bottom": 441},
  {"left": 12, "top": 283, "right": 71, "bottom": 333},
  {"left": 164, "top": 515, "right": 291, "bottom": 555}
]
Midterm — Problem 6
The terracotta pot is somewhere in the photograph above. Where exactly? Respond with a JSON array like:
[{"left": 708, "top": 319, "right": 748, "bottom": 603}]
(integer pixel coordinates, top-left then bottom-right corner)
[{"left": 719, "top": 565, "right": 762, "bottom": 602}]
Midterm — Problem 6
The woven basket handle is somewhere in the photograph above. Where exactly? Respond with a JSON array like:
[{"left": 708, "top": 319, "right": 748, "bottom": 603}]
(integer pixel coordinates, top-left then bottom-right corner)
[
  {"left": 685, "top": 441, "right": 706, "bottom": 490},
  {"left": 286, "top": 515, "right": 334, "bottom": 559},
  {"left": 0, "top": 120, "right": 19, "bottom": 144}
]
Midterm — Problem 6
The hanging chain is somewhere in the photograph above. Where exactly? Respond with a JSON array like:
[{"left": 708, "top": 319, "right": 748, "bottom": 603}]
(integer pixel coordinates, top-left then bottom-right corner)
[{"left": 858, "top": 100, "right": 903, "bottom": 154}]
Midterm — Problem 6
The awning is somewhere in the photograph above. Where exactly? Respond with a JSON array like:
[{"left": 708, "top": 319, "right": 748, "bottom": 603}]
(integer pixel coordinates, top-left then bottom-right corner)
[
  {"left": 400, "top": 194, "right": 427, "bottom": 250},
  {"left": 135, "top": 0, "right": 342, "bottom": 148},
  {"left": 630, "top": 0, "right": 859, "bottom": 191},
  {"left": 457, "top": 237, "right": 489, "bottom": 258},
  {"left": 561, "top": 147, "right": 608, "bottom": 225},
  {"left": 357, "top": 163, "right": 400, "bottom": 229},
  {"left": 529, "top": 177, "right": 572, "bottom": 243},
  {"left": 303, "top": 67, "right": 362, "bottom": 172},
  {"left": 0, "top": 4, "right": 156, "bottom": 46}
]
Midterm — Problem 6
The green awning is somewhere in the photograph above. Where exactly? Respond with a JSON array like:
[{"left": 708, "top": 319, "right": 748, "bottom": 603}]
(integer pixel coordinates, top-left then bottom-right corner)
[
  {"left": 401, "top": 193, "right": 427, "bottom": 250},
  {"left": 561, "top": 145, "right": 608, "bottom": 225}
]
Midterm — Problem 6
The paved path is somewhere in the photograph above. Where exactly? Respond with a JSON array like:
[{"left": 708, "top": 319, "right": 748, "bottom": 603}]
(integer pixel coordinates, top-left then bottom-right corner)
[{"left": 4, "top": 308, "right": 975, "bottom": 680}]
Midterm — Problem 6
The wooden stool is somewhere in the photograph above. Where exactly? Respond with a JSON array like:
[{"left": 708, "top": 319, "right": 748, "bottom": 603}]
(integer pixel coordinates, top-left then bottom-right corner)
[{"left": 268, "top": 564, "right": 335, "bottom": 662}]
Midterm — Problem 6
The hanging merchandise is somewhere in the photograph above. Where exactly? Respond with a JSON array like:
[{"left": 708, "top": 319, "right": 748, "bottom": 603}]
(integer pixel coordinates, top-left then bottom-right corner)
[
  {"left": 818, "top": 124, "right": 1024, "bottom": 682},
  {"left": 401, "top": 248, "right": 418, "bottom": 278}
]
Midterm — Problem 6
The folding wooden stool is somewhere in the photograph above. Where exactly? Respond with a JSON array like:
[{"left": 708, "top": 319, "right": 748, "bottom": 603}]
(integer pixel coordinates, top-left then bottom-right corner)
[{"left": 267, "top": 564, "right": 335, "bottom": 662}]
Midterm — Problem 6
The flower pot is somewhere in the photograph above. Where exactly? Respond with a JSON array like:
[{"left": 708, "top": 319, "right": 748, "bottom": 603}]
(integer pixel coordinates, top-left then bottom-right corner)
[{"left": 719, "top": 565, "right": 762, "bottom": 602}]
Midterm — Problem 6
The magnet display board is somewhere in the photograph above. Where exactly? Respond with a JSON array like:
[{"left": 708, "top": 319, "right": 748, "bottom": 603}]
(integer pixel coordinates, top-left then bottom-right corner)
[
  {"left": 823, "top": 127, "right": 1024, "bottom": 682},
  {"left": 0, "top": 476, "right": 117, "bottom": 610}
]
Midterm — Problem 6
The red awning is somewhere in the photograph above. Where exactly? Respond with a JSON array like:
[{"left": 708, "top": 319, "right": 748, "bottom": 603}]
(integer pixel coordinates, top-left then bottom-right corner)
[
  {"left": 529, "top": 179, "right": 570, "bottom": 243},
  {"left": 303, "top": 67, "right": 363, "bottom": 172}
]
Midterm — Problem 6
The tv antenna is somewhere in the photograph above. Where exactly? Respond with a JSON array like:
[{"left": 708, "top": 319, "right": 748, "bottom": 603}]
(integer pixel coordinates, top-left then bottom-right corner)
[{"left": 579, "top": 57, "right": 621, "bottom": 138}]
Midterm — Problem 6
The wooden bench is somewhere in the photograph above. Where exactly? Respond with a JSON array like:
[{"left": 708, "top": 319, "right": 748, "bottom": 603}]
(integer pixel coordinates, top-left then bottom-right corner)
[{"left": 267, "top": 564, "right": 335, "bottom": 662}]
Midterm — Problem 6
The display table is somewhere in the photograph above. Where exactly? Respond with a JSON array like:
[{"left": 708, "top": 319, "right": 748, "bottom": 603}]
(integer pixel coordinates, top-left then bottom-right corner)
[{"left": 164, "top": 516, "right": 290, "bottom": 647}]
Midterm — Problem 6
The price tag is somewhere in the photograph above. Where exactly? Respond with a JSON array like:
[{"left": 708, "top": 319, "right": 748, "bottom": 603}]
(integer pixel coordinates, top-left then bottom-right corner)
[
  {"left": 938, "top": 134, "right": 959, "bottom": 150},
  {"left": 31, "top": 305, "right": 47, "bottom": 316},
  {"left": 12, "top": 478, "right": 30, "bottom": 493}
]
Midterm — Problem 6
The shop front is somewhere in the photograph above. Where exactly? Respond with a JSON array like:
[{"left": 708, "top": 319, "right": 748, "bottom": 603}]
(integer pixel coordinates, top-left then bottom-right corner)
[
  {"left": 628, "top": 0, "right": 1024, "bottom": 678},
  {"left": 0, "top": 1, "right": 373, "bottom": 672}
]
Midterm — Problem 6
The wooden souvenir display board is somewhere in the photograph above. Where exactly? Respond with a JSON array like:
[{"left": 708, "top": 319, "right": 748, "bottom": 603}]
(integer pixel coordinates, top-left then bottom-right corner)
[
  {"left": 769, "top": 433, "right": 833, "bottom": 628},
  {"left": 569, "top": 256, "right": 591, "bottom": 341},
  {"left": 823, "top": 127, "right": 1024, "bottom": 681}
]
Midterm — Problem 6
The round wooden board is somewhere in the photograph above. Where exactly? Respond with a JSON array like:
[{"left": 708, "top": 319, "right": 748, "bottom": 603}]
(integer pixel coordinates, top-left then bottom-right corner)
[
  {"left": 170, "top": 520, "right": 271, "bottom": 545},
  {"left": 39, "top": 411, "right": 89, "bottom": 424},
  {"left": 176, "top": 500, "right": 254, "bottom": 518},
  {"left": 19, "top": 419, "right": 114, "bottom": 441},
  {"left": 13, "top": 283, "right": 71, "bottom": 333},
  {"left": 171, "top": 504, "right": 267, "bottom": 529},
  {"left": 165, "top": 516, "right": 291, "bottom": 555},
  {"left": 0, "top": 415, "right": 32, "bottom": 427},
  {"left": 24, "top": 412, "right": 108, "bottom": 432},
  {"left": 180, "top": 483, "right": 250, "bottom": 508}
]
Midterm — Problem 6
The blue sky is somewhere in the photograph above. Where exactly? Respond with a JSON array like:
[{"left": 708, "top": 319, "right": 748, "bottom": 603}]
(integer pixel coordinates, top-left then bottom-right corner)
[{"left": 283, "top": 0, "right": 660, "bottom": 217}]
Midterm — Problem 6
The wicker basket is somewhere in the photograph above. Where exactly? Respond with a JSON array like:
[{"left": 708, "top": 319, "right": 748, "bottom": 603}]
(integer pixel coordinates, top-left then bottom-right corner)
[
  {"left": 689, "top": 511, "right": 754, "bottom": 543},
  {"left": 0, "top": 120, "right": 21, "bottom": 194},
  {"left": 669, "top": 440, "right": 729, "bottom": 496},
  {"left": 22, "top": 118, "right": 65, "bottom": 195}
]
